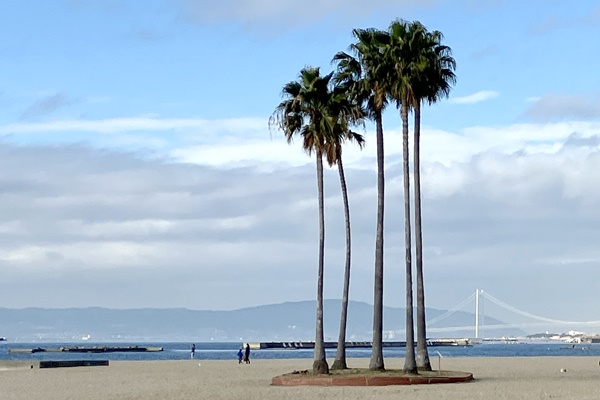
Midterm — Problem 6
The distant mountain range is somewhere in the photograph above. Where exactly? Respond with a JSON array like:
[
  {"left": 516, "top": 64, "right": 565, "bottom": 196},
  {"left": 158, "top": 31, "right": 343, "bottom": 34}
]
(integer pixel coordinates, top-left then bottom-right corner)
[{"left": 0, "top": 300, "right": 525, "bottom": 342}]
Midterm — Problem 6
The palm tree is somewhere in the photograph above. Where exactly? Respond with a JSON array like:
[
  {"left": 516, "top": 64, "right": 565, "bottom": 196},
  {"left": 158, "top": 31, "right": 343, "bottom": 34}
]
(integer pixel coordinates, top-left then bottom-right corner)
[
  {"left": 333, "top": 28, "right": 391, "bottom": 371},
  {"left": 409, "top": 24, "right": 456, "bottom": 371},
  {"left": 386, "top": 19, "right": 421, "bottom": 374},
  {"left": 270, "top": 66, "right": 337, "bottom": 375},
  {"left": 327, "top": 88, "right": 366, "bottom": 371},
  {"left": 386, "top": 19, "right": 457, "bottom": 372}
]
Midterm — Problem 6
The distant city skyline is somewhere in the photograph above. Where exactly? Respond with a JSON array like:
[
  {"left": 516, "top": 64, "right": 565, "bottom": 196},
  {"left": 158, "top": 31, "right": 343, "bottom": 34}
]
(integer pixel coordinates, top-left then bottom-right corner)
[{"left": 1, "top": 1, "right": 600, "bottom": 322}]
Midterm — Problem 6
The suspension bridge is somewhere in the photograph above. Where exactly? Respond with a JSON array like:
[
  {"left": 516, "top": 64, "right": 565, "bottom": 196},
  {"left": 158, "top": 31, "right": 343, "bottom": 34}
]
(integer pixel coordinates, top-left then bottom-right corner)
[{"left": 423, "top": 289, "right": 600, "bottom": 339}]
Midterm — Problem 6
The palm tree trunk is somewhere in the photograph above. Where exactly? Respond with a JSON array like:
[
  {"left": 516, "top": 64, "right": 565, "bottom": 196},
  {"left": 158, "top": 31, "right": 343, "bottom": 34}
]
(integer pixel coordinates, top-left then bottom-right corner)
[
  {"left": 369, "top": 110, "right": 385, "bottom": 371},
  {"left": 332, "top": 147, "right": 351, "bottom": 370},
  {"left": 313, "top": 150, "right": 329, "bottom": 375},
  {"left": 414, "top": 103, "right": 432, "bottom": 371},
  {"left": 401, "top": 101, "right": 417, "bottom": 374}
]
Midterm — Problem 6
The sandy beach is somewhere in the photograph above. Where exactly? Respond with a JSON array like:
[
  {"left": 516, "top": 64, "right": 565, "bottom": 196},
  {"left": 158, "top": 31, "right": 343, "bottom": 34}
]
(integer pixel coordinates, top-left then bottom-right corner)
[{"left": 2, "top": 357, "right": 599, "bottom": 400}]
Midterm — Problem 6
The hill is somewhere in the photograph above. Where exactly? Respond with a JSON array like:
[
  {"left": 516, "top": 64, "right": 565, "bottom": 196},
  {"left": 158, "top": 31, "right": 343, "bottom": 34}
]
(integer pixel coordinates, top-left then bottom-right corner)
[{"left": 0, "top": 300, "right": 524, "bottom": 342}]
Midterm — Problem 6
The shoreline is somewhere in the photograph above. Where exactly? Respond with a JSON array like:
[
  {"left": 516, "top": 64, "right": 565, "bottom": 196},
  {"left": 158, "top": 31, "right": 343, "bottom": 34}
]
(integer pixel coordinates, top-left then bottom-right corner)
[{"left": 2, "top": 357, "right": 600, "bottom": 399}]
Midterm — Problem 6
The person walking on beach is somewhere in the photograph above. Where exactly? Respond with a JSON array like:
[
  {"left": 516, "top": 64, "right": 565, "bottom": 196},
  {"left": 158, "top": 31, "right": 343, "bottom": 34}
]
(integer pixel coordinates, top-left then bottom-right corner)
[
  {"left": 191, "top": 343, "right": 196, "bottom": 359},
  {"left": 237, "top": 347, "right": 244, "bottom": 364},
  {"left": 244, "top": 343, "right": 251, "bottom": 364}
]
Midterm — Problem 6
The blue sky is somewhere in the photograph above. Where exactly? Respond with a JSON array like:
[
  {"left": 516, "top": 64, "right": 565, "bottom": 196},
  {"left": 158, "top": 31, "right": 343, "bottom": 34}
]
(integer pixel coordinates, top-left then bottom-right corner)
[
  {"left": 3, "top": 0, "right": 599, "bottom": 143},
  {"left": 1, "top": 0, "right": 600, "bottom": 335}
]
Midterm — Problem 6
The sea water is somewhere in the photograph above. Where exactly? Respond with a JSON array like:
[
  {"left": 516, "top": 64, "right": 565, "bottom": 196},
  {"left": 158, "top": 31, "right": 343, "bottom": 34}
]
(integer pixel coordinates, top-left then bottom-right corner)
[{"left": 1, "top": 341, "right": 599, "bottom": 362}]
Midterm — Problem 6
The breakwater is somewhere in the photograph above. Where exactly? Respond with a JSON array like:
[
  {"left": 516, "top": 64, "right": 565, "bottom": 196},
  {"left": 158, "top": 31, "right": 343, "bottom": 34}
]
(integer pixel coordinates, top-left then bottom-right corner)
[
  {"left": 253, "top": 338, "right": 472, "bottom": 349},
  {"left": 8, "top": 345, "right": 163, "bottom": 354}
]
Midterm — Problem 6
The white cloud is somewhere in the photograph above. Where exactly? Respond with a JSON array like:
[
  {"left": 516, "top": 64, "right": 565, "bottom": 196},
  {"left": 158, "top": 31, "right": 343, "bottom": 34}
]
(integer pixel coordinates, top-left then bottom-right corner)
[
  {"left": 170, "top": 120, "right": 600, "bottom": 172},
  {"left": 0, "top": 242, "right": 158, "bottom": 268},
  {"left": 524, "top": 93, "right": 600, "bottom": 121},
  {"left": 58, "top": 217, "right": 258, "bottom": 238},
  {"left": 0, "top": 116, "right": 266, "bottom": 136},
  {"left": 536, "top": 256, "right": 600, "bottom": 266},
  {"left": 525, "top": 96, "right": 541, "bottom": 103},
  {"left": 450, "top": 90, "right": 499, "bottom": 104},
  {"left": 3, "top": 115, "right": 599, "bottom": 175},
  {"left": 178, "top": 0, "right": 440, "bottom": 29}
]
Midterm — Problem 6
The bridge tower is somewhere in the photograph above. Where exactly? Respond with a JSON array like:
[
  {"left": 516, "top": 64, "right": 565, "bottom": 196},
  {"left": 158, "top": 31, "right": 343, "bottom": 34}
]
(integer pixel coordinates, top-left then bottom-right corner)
[{"left": 475, "top": 289, "right": 481, "bottom": 338}]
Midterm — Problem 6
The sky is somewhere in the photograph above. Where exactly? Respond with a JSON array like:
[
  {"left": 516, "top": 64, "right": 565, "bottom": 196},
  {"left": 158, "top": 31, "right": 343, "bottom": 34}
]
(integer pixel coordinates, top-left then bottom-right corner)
[{"left": 1, "top": 0, "right": 600, "bottom": 329}]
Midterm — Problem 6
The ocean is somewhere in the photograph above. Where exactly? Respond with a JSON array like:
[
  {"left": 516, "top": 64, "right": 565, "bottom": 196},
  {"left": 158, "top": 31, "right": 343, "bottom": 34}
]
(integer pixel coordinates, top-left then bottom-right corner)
[{"left": 2, "top": 341, "right": 599, "bottom": 362}]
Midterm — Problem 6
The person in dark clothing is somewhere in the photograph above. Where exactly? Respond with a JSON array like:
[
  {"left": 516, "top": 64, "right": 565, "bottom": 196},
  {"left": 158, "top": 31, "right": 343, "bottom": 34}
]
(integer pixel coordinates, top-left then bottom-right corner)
[
  {"left": 237, "top": 347, "right": 244, "bottom": 364},
  {"left": 191, "top": 343, "right": 196, "bottom": 359},
  {"left": 244, "top": 343, "right": 251, "bottom": 364}
]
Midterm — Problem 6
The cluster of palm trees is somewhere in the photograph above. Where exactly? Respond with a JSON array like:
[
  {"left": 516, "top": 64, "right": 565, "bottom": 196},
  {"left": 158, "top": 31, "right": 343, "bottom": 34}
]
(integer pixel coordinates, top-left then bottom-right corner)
[{"left": 270, "top": 19, "right": 456, "bottom": 375}]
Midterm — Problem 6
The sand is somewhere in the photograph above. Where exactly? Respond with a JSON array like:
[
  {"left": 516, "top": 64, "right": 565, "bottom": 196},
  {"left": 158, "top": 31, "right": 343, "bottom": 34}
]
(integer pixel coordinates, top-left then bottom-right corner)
[{"left": 1, "top": 357, "right": 599, "bottom": 400}]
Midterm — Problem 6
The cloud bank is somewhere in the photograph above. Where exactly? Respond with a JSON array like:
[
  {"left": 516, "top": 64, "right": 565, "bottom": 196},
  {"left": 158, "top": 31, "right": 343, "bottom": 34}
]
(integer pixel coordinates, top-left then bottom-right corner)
[{"left": 2, "top": 123, "right": 600, "bottom": 326}]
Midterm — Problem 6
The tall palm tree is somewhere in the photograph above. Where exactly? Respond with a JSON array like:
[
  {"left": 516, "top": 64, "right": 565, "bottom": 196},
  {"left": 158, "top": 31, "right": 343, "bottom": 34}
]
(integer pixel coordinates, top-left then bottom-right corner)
[
  {"left": 270, "top": 67, "right": 337, "bottom": 375},
  {"left": 386, "top": 19, "right": 421, "bottom": 374},
  {"left": 410, "top": 25, "right": 456, "bottom": 371},
  {"left": 326, "top": 88, "right": 366, "bottom": 371},
  {"left": 333, "top": 28, "right": 391, "bottom": 371},
  {"left": 385, "top": 19, "right": 457, "bottom": 372},
  {"left": 413, "top": 22, "right": 456, "bottom": 371}
]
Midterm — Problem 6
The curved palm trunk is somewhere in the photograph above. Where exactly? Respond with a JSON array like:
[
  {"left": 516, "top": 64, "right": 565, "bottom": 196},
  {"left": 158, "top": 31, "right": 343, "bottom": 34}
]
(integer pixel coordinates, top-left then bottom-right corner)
[
  {"left": 369, "top": 110, "right": 385, "bottom": 371},
  {"left": 313, "top": 150, "right": 329, "bottom": 375},
  {"left": 414, "top": 103, "right": 431, "bottom": 370},
  {"left": 332, "top": 147, "right": 351, "bottom": 370},
  {"left": 401, "top": 101, "right": 417, "bottom": 374}
]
